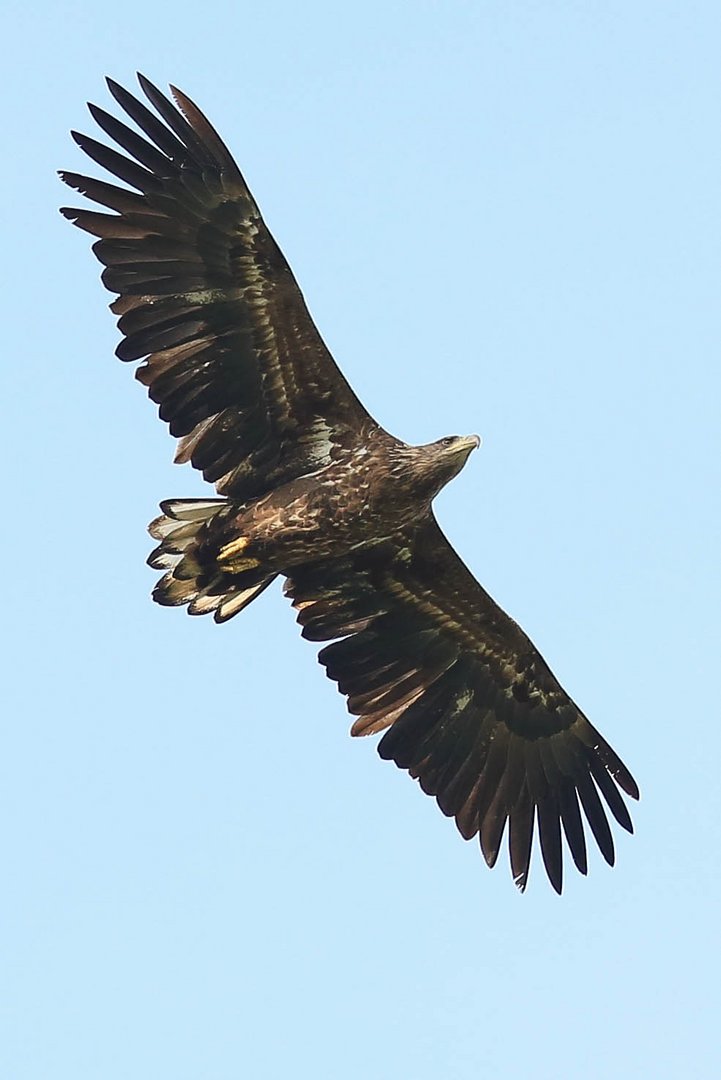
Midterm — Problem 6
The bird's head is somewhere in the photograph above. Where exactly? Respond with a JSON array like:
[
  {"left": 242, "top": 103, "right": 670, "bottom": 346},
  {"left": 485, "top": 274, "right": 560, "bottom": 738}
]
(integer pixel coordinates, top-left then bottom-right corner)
[
  {"left": 434, "top": 432, "right": 482, "bottom": 459},
  {"left": 434, "top": 432, "right": 481, "bottom": 480},
  {"left": 401, "top": 433, "right": 481, "bottom": 501}
]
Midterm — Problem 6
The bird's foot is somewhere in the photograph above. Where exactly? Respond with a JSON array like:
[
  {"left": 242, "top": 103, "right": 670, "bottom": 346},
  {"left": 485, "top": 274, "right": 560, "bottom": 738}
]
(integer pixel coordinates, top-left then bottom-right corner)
[{"left": 218, "top": 535, "right": 261, "bottom": 570}]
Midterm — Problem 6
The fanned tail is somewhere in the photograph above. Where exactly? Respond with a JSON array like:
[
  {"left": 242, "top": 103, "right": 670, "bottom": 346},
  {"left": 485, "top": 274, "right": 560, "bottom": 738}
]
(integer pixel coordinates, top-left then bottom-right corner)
[{"left": 148, "top": 499, "right": 276, "bottom": 622}]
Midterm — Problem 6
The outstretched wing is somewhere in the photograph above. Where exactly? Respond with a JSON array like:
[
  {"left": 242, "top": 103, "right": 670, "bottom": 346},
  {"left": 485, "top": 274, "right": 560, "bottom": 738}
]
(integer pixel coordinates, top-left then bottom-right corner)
[
  {"left": 286, "top": 516, "right": 639, "bottom": 893},
  {"left": 61, "top": 75, "right": 374, "bottom": 502}
]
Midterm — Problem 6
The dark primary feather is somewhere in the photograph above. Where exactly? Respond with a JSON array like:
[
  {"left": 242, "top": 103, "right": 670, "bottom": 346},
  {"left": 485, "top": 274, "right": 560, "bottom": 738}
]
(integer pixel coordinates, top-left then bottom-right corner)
[
  {"left": 286, "top": 517, "right": 638, "bottom": 893},
  {"left": 60, "top": 74, "right": 373, "bottom": 502}
]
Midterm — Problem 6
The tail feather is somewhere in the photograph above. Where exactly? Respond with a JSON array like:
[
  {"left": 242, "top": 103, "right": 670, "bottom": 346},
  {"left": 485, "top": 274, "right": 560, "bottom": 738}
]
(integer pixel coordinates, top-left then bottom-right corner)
[{"left": 148, "top": 498, "right": 276, "bottom": 622}]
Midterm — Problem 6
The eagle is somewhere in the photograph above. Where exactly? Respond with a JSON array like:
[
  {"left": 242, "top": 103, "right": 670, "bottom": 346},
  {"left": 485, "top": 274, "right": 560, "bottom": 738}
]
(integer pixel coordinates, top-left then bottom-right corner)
[{"left": 61, "top": 74, "right": 638, "bottom": 893}]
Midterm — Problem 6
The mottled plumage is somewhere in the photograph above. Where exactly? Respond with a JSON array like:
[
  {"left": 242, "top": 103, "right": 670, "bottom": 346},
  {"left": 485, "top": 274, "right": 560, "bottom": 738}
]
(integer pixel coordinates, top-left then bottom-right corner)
[{"left": 61, "top": 75, "right": 639, "bottom": 893}]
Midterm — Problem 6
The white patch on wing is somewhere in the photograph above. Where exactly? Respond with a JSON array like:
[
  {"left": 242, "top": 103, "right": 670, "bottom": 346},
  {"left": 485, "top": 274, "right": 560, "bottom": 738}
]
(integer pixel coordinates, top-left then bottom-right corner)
[
  {"left": 455, "top": 687, "right": 473, "bottom": 710},
  {"left": 178, "top": 289, "right": 231, "bottom": 305},
  {"left": 298, "top": 416, "right": 336, "bottom": 463}
]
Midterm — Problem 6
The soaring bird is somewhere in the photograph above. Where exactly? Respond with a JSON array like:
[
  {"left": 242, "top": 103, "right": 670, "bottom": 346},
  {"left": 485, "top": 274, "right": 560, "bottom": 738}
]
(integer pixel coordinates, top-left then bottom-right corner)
[{"left": 61, "top": 75, "right": 638, "bottom": 893}]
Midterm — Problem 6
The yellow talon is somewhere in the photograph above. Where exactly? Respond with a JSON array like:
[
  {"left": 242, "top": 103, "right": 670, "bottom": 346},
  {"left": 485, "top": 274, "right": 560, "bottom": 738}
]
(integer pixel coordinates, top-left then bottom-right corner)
[
  {"left": 230, "top": 556, "right": 261, "bottom": 571},
  {"left": 218, "top": 536, "right": 261, "bottom": 570},
  {"left": 219, "top": 535, "right": 251, "bottom": 560}
]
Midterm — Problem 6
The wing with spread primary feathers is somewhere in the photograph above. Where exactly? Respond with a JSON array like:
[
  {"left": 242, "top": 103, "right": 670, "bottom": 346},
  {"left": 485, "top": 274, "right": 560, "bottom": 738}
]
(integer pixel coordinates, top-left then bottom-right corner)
[
  {"left": 60, "top": 75, "right": 373, "bottom": 501},
  {"left": 285, "top": 516, "right": 639, "bottom": 893}
]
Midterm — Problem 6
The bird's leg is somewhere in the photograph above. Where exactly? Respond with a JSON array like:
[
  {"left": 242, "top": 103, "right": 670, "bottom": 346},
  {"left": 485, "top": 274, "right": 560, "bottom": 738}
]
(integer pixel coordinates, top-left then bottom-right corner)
[{"left": 217, "top": 535, "right": 262, "bottom": 571}]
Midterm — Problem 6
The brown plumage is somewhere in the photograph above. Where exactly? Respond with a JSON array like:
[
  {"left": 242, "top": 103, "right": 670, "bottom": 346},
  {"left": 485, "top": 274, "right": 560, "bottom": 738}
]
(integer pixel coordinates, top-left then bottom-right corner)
[{"left": 61, "top": 75, "right": 639, "bottom": 893}]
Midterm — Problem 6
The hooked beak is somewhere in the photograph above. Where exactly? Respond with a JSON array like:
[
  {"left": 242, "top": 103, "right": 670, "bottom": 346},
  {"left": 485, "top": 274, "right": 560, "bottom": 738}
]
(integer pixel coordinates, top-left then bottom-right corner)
[{"left": 451, "top": 434, "right": 482, "bottom": 455}]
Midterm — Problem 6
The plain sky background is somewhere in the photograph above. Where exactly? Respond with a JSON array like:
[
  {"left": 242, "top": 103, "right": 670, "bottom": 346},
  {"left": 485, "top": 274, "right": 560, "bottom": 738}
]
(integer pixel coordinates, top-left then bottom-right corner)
[{"left": 3, "top": 2, "right": 719, "bottom": 1077}]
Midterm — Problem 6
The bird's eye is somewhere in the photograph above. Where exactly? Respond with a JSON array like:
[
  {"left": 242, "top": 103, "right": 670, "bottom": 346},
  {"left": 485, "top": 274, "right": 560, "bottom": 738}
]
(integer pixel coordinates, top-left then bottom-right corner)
[{"left": 440, "top": 437, "right": 455, "bottom": 446}]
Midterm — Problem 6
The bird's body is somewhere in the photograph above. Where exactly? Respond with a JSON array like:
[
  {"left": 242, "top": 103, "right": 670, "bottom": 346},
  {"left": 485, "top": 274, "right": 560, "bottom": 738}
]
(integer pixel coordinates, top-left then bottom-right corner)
[
  {"left": 62, "top": 75, "right": 639, "bottom": 892},
  {"left": 189, "top": 431, "right": 480, "bottom": 573}
]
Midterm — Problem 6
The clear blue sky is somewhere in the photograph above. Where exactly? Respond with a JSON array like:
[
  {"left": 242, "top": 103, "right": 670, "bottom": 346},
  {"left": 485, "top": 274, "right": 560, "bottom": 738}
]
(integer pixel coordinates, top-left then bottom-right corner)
[{"left": 3, "top": 3, "right": 719, "bottom": 1077}]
